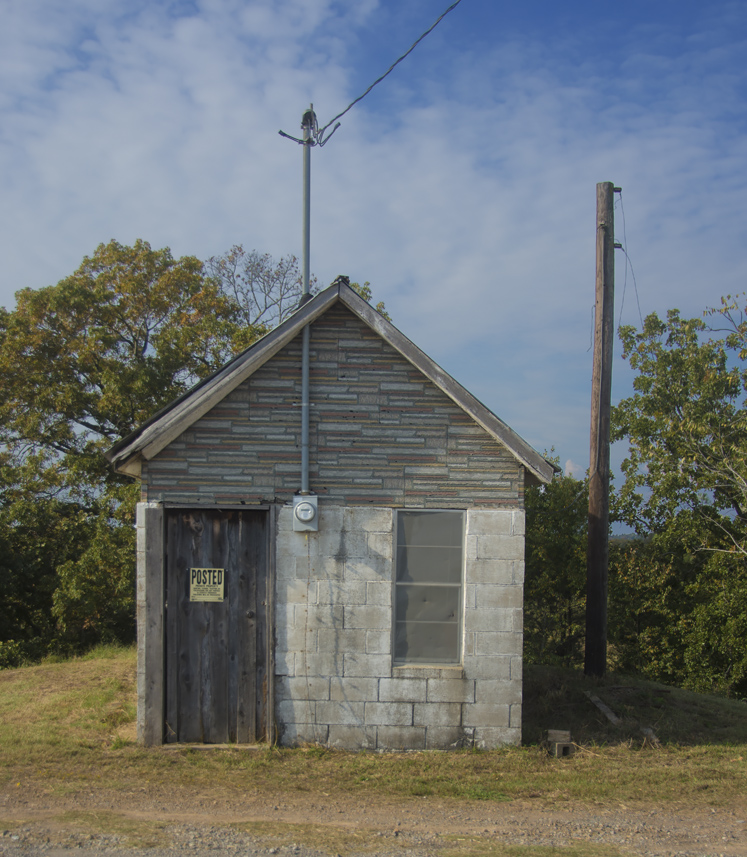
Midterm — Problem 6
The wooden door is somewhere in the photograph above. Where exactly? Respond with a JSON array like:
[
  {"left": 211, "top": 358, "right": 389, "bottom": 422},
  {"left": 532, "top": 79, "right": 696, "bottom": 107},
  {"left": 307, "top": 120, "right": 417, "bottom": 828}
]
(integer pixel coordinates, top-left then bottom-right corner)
[{"left": 164, "top": 508, "right": 269, "bottom": 743}]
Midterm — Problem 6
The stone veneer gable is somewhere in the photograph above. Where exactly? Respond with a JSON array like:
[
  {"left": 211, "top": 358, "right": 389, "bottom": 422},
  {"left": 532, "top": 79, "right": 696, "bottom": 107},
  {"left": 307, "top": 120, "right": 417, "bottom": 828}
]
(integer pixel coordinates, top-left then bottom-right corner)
[{"left": 142, "top": 304, "right": 523, "bottom": 507}]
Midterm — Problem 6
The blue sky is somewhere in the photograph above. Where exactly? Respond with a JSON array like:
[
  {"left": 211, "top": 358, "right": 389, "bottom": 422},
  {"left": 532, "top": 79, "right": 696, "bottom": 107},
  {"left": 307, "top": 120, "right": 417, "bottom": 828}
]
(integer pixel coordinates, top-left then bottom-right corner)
[{"left": 1, "top": 0, "right": 746, "bottom": 479}]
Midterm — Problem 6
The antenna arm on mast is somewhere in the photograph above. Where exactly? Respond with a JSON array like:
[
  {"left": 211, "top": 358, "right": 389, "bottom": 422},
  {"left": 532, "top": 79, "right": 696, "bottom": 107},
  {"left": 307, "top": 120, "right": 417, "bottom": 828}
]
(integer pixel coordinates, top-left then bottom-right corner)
[{"left": 278, "top": 129, "right": 313, "bottom": 145}]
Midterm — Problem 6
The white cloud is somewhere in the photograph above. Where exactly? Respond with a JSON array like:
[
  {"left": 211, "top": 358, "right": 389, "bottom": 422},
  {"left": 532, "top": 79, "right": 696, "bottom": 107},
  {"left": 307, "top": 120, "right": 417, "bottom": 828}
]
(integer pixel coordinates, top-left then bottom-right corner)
[{"left": 0, "top": 0, "right": 745, "bottom": 477}]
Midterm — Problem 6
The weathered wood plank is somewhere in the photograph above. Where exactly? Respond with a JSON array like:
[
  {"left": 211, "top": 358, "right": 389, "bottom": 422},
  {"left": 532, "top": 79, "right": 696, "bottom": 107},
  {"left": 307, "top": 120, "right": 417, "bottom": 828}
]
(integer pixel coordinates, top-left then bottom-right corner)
[
  {"left": 164, "top": 507, "right": 269, "bottom": 744},
  {"left": 138, "top": 503, "right": 164, "bottom": 747}
]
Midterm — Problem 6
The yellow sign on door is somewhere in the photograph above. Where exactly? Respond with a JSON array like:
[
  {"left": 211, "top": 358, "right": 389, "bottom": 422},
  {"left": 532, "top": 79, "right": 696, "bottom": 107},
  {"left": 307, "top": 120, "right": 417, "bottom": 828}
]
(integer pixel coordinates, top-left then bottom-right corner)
[{"left": 189, "top": 568, "right": 225, "bottom": 602}]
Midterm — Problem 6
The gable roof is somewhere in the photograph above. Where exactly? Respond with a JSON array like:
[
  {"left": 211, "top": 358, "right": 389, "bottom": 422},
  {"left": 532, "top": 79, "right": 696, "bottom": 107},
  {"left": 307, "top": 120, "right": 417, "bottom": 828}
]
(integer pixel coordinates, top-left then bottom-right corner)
[{"left": 106, "top": 282, "right": 556, "bottom": 484}]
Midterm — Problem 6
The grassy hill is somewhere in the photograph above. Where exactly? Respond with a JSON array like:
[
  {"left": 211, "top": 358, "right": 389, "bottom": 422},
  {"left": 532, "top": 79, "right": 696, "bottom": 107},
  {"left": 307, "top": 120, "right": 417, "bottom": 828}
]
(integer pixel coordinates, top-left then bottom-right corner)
[{"left": 1, "top": 646, "right": 746, "bottom": 806}]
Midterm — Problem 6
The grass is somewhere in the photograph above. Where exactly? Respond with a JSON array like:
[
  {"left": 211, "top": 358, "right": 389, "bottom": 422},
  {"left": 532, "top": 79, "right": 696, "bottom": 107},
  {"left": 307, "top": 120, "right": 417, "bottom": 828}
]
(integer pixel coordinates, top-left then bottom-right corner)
[{"left": 1, "top": 646, "right": 746, "bottom": 809}]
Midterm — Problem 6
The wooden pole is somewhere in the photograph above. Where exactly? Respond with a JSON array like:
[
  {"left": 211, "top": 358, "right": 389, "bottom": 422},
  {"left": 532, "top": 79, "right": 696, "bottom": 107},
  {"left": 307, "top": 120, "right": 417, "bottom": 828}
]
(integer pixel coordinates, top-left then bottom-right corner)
[{"left": 585, "top": 181, "right": 617, "bottom": 677}]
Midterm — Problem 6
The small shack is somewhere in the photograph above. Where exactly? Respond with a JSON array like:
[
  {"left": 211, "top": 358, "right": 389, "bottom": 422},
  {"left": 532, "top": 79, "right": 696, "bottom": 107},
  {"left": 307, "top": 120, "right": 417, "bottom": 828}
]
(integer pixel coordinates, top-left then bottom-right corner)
[{"left": 107, "top": 281, "right": 554, "bottom": 749}]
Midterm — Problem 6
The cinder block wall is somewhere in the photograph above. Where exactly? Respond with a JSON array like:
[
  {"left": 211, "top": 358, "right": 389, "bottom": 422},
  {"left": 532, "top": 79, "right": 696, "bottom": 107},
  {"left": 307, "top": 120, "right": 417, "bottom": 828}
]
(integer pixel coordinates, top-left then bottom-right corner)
[{"left": 275, "top": 504, "right": 524, "bottom": 750}]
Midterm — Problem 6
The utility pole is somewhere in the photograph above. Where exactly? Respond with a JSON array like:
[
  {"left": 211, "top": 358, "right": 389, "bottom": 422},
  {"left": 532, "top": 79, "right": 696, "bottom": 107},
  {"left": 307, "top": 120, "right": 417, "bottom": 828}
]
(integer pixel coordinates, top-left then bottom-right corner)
[{"left": 585, "top": 181, "right": 619, "bottom": 677}]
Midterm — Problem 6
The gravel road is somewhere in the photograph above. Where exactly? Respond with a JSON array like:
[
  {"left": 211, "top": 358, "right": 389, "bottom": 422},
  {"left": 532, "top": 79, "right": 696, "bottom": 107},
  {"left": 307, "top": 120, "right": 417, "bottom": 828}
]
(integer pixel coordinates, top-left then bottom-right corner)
[{"left": 2, "top": 788, "right": 747, "bottom": 857}]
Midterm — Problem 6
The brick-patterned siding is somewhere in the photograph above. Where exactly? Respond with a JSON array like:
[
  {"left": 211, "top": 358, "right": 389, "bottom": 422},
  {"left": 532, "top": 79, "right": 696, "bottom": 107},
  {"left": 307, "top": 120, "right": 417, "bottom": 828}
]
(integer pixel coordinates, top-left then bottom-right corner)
[
  {"left": 142, "top": 305, "right": 523, "bottom": 507},
  {"left": 275, "top": 504, "right": 523, "bottom": 749}
]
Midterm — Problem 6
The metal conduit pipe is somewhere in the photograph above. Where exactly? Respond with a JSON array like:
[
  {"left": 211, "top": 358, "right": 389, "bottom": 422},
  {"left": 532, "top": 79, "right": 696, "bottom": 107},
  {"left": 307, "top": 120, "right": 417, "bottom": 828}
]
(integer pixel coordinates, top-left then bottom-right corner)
[{"left": 300, "top": 105, "right": 315, "bottom": 497}]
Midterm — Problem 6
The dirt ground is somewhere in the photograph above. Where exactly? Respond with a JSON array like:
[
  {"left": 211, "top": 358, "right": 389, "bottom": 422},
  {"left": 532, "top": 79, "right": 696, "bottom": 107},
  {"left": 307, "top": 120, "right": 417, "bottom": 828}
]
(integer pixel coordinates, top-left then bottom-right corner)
[{"left": 2, "top": 774, "right": 747, "bottom": 857}]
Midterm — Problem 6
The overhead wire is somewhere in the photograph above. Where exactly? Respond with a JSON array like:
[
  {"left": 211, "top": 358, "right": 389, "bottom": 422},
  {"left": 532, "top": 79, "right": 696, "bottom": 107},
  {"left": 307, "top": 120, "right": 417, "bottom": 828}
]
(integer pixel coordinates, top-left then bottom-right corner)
[
  {"left": 280, "top": 0, "right": 466, "bottom": 146},
  {"left": 616, "top": 192, "right": 644, "bottom": 330}
]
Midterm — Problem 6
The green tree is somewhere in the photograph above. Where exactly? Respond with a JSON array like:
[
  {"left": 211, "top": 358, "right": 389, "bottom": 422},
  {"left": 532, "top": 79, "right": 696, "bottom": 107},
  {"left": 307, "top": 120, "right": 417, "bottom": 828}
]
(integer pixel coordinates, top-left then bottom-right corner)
[
  {"left": 613, "top": 295, "right": 747, "bottom": 554},
  {"left": 524, "top": 468, "right": 588, "bottom": 666},
  {"left": 0, "top": 240, "right": 387, "bottom": 664},
  {"left": 610, "top": 293, "right": 747, "bottom": 696},
  {"left": 0, "top": 240, "right": 242, "bottom": 659}
]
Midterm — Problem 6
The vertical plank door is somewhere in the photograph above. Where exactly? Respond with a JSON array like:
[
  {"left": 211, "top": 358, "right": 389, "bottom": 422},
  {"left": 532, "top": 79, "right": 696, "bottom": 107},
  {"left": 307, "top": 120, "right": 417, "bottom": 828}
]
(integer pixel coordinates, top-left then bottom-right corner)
[{"left": 164, "top": 508, "right": 268, "bottom": 743}]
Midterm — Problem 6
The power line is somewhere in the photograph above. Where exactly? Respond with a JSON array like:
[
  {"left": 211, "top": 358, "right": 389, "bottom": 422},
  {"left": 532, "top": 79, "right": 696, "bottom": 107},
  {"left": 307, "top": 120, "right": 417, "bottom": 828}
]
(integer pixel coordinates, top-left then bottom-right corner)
[{"left": 280, "top": 0, "right": 466, "bottom": 147}]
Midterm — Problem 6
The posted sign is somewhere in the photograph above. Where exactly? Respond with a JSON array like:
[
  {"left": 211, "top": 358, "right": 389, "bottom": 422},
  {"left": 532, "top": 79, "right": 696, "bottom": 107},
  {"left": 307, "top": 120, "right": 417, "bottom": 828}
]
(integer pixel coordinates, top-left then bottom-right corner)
[{"left": 190, "top": 568, "right": 225, "bottom": 602}]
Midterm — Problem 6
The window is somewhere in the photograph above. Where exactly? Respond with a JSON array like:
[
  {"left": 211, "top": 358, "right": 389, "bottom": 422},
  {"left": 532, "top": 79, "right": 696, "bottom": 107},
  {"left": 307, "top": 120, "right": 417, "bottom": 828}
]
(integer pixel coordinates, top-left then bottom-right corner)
[{"left": 394, "top": 510, "right": 464, "bottom": 665}]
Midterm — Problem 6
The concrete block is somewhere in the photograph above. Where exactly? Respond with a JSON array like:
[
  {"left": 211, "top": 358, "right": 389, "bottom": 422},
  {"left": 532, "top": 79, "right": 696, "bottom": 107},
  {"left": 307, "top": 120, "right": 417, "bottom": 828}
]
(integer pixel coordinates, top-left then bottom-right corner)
[
  {"left": 474, "top": 631, "right": 522, "bottom": 657},
  {"left": 465, "top": 608, "right": 516, "bottom": 633},
  {"left": 329, "top": 677, "right": 379, "bottom": 703},
  {"left": 315, "top": 699, "right": 365, "bottom": 726},
  {"left": 510, "top": 655, "right": 523, "bottom": 681},
  {"left": 344, "top": 556, "right": 392, "bottom": 581},
  {"left": 413, "top": 702, "right": 461, "bottom": 728},
  {"left": 474, "top": 679, "right": 522, "bottom": 706},
  {"left": 276, "top": 580, "right": 314, "bottom": 605},
  {"left": 470, "top": 583, "right": 523, "bottom": 609},
  {"left": 511, "top": 511, "right": 525, "bottom": 536},
  {"left": 315, "top": 579, "right": 367, "bottom": 605},
  {"left": 474, "top": 726, "right": 520, "bottom": 748},
  {"left": 365, "top": 629, "right": 391, "bottom": 654},
  {"left": 379, "top": 678, "right": 427, "bottom": 703},
  {"left": 344, "top": 604, "right": 389, "bottom": 630},
  {"left": 274, "top": 651, "right": 295, "bottom": 676},
  {"left": 466, "top": 510, "right": 515, "bottom": 536},
  {"left": 466, "top": 560, "right": 518, "bottom": 586},
  {"left": 275, "top": 675, "right": 331, "bottom": 702},
  {"left": 276, "top": 531, "right": 320, "bottom": 559},
  {"left": 276, "top": 697, "right": 317, "bottom": 723},
  {"left": 510, "top": 703, "right": 522, "bottom": 729},
  {"left": 318, "top": 505, "right": 344, "bottom": 531},
  {"left": 278, "top": 722, "right": 329, "bottom": 747},
  {"left": 392, "top": 665, "right": 464, "bottom": 680},
  {"left": 343, "top": 506, "right": 392, "bottom": 533},
  {"left": 366, "top": 531, "right": 394, "bottom": 561},
  {"left": 294, "top": 604, "right": 344, "bottom": 630},
  {"left": 274, "top": 557, "right": 298, "bottom": 580},
  {"left": 295, "top": 651, "right": 343, "bottom": 677},
  {"left": 364, "top": 701, "right": 413, "bottom": 727},
  {"left": 365, "top": 581, "right": 391, "bottom": 606},
  {"left": 275, "top": 624, "right": 317, "bottom": 653},
  {"left": 462, "top": 703, "right": 510, "bottom": 729},
  {"left": 376, "top": 726, "right": 425, "bottom": 750},
  {"left": 296, "top": 556, "right": 345, "bottom": 581},
  {"left": 462, "top": 655, "right": 512, "bottom": 681},
  {"left": 427, "top": 678, "right": 475, "bottom": 704},
  {"left": 476, "top": 534, "right": 525, "bottom": 561},
  {"left": 323, "top": 528, "right": 369, "bottom": 559},
  {"left": 317, "top": 628, "right": 366, "bottom": 654},
  {"left": 425, "top": 726, "right": 472, "bottom": 749},
  {"left": 343, "top": 653, "right": 391, "bottom": 677},
  {"left": 328, "top": 724, "right": 377, "bottom": 750}
]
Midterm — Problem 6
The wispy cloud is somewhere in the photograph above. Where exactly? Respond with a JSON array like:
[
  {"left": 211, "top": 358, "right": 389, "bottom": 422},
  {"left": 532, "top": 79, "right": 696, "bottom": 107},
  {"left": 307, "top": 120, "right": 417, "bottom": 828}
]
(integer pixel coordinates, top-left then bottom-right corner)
[{"left": 0, "top": 0, "right": 745, "bottom": 474}]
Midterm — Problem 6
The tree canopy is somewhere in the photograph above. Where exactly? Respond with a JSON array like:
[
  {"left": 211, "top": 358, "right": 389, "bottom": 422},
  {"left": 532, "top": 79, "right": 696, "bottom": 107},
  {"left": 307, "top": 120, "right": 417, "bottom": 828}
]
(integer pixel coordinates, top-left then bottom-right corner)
[
  {"left": 613, "top": 294, "right": 747, "bottom": 556},
  {"left": 0, "top": 239, "right": 387, "bottom": 665}
]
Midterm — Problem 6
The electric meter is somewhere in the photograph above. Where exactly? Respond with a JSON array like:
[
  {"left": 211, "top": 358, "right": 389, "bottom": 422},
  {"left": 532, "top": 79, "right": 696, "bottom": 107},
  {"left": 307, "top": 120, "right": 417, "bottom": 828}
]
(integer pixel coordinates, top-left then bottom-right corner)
[{"left": 292, "top": 495, "right": 318, "bottom": 532}]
